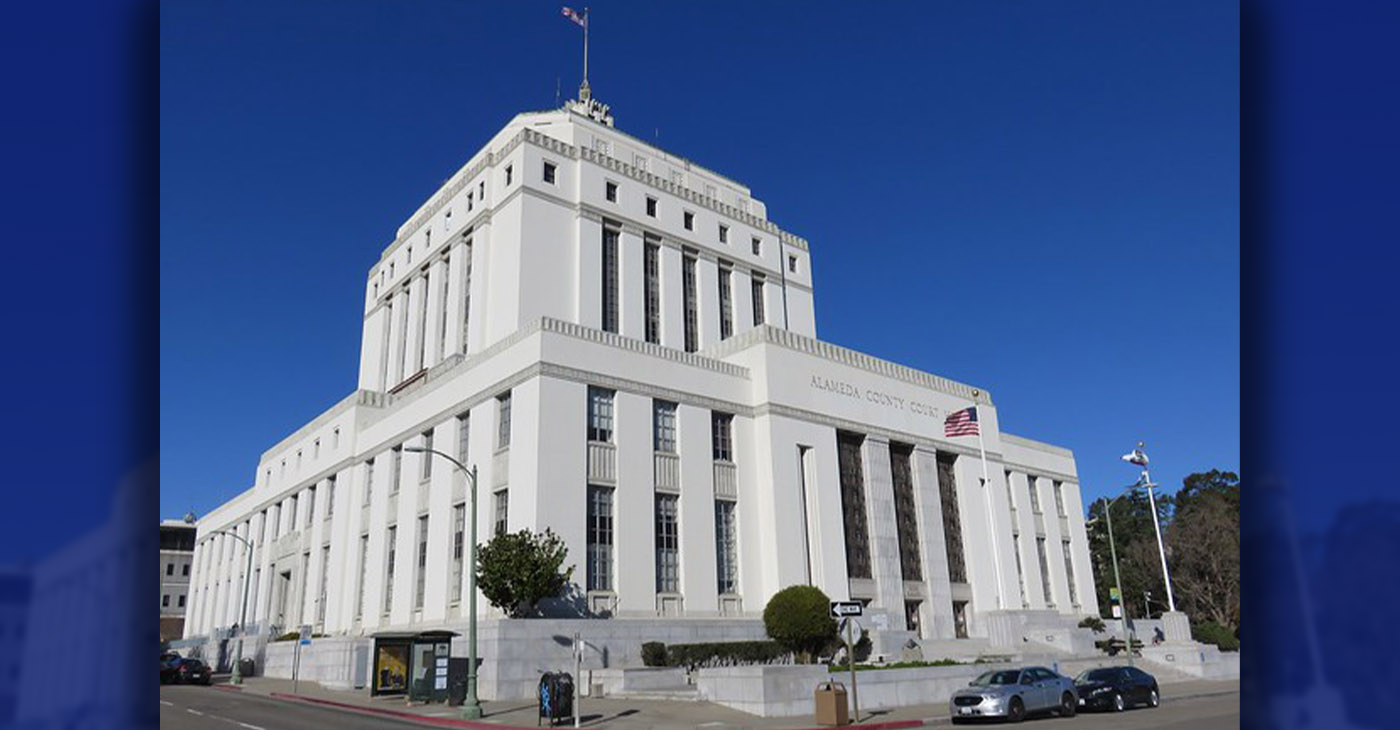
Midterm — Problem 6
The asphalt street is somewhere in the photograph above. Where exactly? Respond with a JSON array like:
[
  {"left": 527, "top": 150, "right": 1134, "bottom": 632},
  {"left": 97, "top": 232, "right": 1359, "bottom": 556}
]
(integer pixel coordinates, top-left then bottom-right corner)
[{"left": 159, "top": 683, "right": 1239, "bottom": 729}]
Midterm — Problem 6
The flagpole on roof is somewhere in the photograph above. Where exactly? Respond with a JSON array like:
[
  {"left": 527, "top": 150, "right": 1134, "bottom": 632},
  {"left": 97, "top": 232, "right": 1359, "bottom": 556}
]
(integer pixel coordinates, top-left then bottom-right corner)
[
  {"left": 971, "top": 390, "right": 1006, "bottom": 610},
  {"left": 581, "top": 7, "right": 591, "bottom": 101}
]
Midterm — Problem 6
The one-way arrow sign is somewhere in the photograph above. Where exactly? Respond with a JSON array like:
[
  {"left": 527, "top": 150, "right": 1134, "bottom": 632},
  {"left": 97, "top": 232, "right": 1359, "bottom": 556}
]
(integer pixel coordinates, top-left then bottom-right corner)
[{"left": 830, "top": 601, "right": 863, "bottom": 618}]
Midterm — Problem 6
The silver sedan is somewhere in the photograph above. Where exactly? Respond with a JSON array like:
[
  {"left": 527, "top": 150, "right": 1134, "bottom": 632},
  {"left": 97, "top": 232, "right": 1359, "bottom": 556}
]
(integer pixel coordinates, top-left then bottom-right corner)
[{"left": 949, "top": 666, "right": 1079, "bottom": 723}]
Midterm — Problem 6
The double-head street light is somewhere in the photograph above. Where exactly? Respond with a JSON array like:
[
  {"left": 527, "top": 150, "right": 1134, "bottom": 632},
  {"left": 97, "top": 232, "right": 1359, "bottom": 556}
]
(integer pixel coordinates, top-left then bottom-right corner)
[
  {"left": 404, "top": 446, "right": 482, "bottom": 721},
  {"left": 1086, "top": 477, "right": 1149, "bottom": 666},
  {"left": 1120, "top": 442, "right": 1176, "bottom": 613},
  {"left": 185, "top": 512, "right": 255, "bottom": 685}
]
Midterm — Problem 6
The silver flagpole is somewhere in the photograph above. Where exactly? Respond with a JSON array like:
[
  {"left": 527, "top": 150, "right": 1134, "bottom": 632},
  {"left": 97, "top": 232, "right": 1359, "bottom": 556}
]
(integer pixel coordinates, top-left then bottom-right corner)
[{"left": 970, "top": 392, "right": 1005, "bottom": 610}]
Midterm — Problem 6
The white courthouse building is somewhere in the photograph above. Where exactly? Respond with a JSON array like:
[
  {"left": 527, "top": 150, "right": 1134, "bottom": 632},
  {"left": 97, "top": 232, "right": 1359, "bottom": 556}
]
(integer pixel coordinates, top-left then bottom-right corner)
[{"left": 184, "top": 94, "right": 1098, "bottom": 695}]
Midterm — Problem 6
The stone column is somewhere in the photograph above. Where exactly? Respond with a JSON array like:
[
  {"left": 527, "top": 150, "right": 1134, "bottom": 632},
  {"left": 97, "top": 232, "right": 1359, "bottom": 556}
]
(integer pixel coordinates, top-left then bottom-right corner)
[
  {"left": 860, "top": 436, "right": 906, "bottom": 631},
  {"left": 422, "top": 257, "right": 449, "bottom": 368},
  {"left": 913, "top": 445, "right": 956, "bottom": 639},
  {"left": 575, "top": 211, "right": 603, "bottom": 330},
  {"left": 660, "top": 245, "right": 684, "bottom": 349},
  {"left": 618, "top": 224, "right": 645, "bottom": 340}
]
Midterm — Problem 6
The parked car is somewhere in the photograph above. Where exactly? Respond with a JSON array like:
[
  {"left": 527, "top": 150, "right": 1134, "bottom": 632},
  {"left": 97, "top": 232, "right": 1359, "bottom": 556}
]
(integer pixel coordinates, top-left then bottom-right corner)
[
  {"left": 1073, "top": 665, "right": 1160, "bottom": 712},
  {"left": 949, "top": 666, "right": 1078, "bottom": 723},
  {"left": 159, "top": 652, "right": 183, "bottom": 684},
  {"left": 172, "top": 658, "right": 212, "bottom": 685}
]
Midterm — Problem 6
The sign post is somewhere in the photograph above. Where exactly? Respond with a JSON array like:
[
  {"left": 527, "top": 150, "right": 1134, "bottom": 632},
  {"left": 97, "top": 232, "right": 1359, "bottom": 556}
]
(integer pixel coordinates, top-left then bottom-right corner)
[
  {"left": 830, "top": 602, "right": 863, "bottom": 723},
  {"left": 293, "top": 624, "right": 311, "bottom": 694}
]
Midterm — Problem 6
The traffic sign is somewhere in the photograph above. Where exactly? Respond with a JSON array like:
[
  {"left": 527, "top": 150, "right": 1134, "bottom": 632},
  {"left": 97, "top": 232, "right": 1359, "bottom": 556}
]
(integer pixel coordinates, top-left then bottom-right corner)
[
  {"left": 838, "top": 617, "right": 863, "bottom": 637},
  {"left": 830, "top": 601, "right": 863, "bottom": 618}
]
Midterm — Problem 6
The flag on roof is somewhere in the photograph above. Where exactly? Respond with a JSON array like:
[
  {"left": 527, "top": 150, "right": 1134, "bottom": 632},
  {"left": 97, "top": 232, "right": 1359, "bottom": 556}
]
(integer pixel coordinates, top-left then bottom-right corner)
[
  {"left": 562, "top": 6, "right": 586, "bottom": 27},
  {"left": 944, "top": 406, "right": 980, "bottom": 438}
]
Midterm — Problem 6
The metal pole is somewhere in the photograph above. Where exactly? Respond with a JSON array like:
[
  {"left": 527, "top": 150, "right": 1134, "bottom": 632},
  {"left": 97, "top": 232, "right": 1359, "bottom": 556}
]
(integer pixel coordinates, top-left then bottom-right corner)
[
  {"left": 846, "top": 618, "right": 859, "bottom": 723},
  {"left": 211, "top": 529, "right": 256, "bottom": 686},
  {"left": 573, "top": 631, "right": 581, "bottom": 729},
  {"left": 970, "top": 396, "right": 1005, "bottom": 610},
  {"left": 1141, "top": 468, "right": 1177, "bottom": 612},
  {"left": 292, "top": 635, "right": 301, "bottom": 694},
  {"left": 1103, "top": 500, "right": 1133, "bottom": 667},
  {"left": 465, "top": 463, "right": 482, "bottom": 719}
]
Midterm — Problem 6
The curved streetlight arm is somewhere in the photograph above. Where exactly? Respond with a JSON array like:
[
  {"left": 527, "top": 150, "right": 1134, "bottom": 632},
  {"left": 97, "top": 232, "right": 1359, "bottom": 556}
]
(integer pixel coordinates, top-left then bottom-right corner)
[
  {"left": 403, "top": 446, "right": 476, "bottom": 486},
  {"left": 204, "top": 527, "right": 256, "bottom": 684}
]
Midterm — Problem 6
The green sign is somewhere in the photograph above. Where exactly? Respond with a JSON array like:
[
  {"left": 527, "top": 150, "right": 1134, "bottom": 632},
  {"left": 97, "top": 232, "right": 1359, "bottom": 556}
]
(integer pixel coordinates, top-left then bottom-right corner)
[{"left": 1109, "top": 587, "right": 1121, "bottom": 601}]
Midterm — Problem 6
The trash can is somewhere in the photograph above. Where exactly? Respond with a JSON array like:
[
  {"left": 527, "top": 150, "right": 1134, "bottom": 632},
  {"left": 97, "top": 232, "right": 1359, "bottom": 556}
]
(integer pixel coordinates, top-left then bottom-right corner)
[
  {"left": 448, "top": 679, "right": 466, "bottom": 707},
  {"left": 537, "top": 672, "right": 574, "bottom": 726},
  {"left": 813, "top": 680, "right": 849, "bottom": 726},
  {"left": 237, "top": 658, "right": 255, "bottom": 678}
]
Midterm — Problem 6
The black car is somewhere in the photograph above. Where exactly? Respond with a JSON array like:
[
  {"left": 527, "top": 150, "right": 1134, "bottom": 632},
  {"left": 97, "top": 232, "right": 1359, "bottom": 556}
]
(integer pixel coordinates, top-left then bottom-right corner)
[
  {"left": 169, "top": 658, "right": 212, "bottom": 686},
  {"left": 159, "top": 653, "right": 183, "bottom": 684},
  {"left": 1073, "top": 666, "right": 1159, "bottom": 712}
]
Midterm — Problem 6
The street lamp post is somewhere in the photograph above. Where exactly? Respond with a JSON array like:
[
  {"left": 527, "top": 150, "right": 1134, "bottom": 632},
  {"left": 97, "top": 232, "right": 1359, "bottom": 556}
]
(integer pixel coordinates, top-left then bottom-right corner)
[
  {"left": 405, "top": 446, "right": 482, "bottom": 720},
  {"left": 1087, "top": 478, "right": 1147, "bottom": 666},
  {"left": 1121, "top": 443, "right": 1176, "bottom": 613},
  {"left": 188, "top": 514, "right": 255, "bottom": 685}
]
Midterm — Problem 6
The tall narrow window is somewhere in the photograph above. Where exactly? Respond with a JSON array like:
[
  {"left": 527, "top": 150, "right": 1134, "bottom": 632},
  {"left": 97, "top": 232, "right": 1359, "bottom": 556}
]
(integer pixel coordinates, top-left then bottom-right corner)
[
  {"left": 937, "top": 453, "right": 967, "bottom": 583},
  {"left": 683, "top": 211, "right": 694, "bottom": 230},
  {"left": 326, "top": 476, "right": 335, "bottom": 518},
  {"left": 751, "top": 237, "right": 762, "bottom": 256},
  {"left": 456, "top": 412, "right": 470, "bottom": 462},
  {"left": 497, "top": 392, "right": 512, "bottom": 448},
  {"left": 383, "top": 526, "right": 397, "bottom": 614},
  {"left": 586, "top": 486, "right": 614, "bottom": 591},
  {"left": 653, "top": 400, "right": 677, "bottom": 453},
  {"left": 1037, "top": 537, "right": 1053, "bottom": 606},
  {"left": 390, "top": 446, "right": 402, "bottom": 494},
  {"left": 711, "top": 412, "right": 734, "bottom": 461},
  {"left": 718, "top": 262, "right": 733, "bottom": 340},
  {"left": 587, "top": 387, "right": 615, "bottom": 442},
  {"left": 601, "top": 224, "right": 620, "bottom": 333},
  {"left": 1053, "top": 481, "right": 1066, "bottom": 517},
  {"left": 682, "top": 251, "right": 698, "bottom": 352},
  {"left": 305, "top": 487, "right": 316, "bottom": 527},
  {"left": 451, "top": 504, "right": 465, "bottom": 603},
  {"left": 715, "top": 500, "right": 738, "bottom": 594},
  {"left": 317, "top": 548, "right": 330, "bottom": 626},
  {"left": 837, "top": 432, "right": 872, "bottom": 579},
  {"left": 460, "top": 237, "right": 473, "bottom": 353},
  {"left": 505, "top": 164, "right": 513, "bottom": 186},
  {"left": 644, "top": 237, "right": 661, "bottom": 344},
  {"left": 718, "top": 224, "right": 728, "bottom": 244},
  {"left": 542, "top": 160, "right": 556, "bottom": 184},
  {"left": 750, "top": 274, "right": 765, "bottom": 326},
  {"left": 414, "top": 515, "right": 428, "bottom": 610},
  {"left": 420, "top": 430, "right": 434, "bottom": 480},
  {"left": 1027, "top": 475, "right": 1042, "bottom": 513},
  {"left": 1013, "top": 533, "right": 1028, "bottom": 607},
  {"left": 655, "top": 494, "right": 680, "bottom": 593},
  {"left": 1062, "top": 540, "right": 1079, "bottom": 606},
  {"left": 438, "top": 256, "right": 450, "bottom": 360},
  {"left": 363, "top": 458, "right": 375, "bottom": 506},
  {"left": 890, "top": 442, "right": 922, "bottom": 581},
  {"left": 605, "top": 180, "right": 617, "bottom": 202},
  {"left": 645, "top": 196, "right": 657, "bottom": 217},
  {"left": 494, "top": 489, "right": 509, "bottom": 535}
]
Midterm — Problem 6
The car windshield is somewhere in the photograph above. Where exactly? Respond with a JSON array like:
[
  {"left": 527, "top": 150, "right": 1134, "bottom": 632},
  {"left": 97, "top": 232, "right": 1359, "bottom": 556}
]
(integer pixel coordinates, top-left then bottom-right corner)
[
  {"left": 971, "top": 670, "right": 1023, "bottom": 686},
  {"left": 1076, "top": 669, "right": 1120, "bottom": 683}
]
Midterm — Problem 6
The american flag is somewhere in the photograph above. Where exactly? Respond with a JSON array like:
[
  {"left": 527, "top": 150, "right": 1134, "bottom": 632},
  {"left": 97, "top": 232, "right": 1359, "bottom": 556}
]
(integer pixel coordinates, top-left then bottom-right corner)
[
  {"left": 944, "top": 406, "right": 980, "bottom": 438},
  {"left": 562, "top": 6, "right": 586, "bottom": 28}
]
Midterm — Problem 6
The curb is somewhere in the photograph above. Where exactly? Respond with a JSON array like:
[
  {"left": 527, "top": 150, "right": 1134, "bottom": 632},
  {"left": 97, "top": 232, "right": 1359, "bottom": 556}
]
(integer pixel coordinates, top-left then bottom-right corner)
[
  {"left": 211, "top": 684, "right": 244, "bottom": 692},
  {"left": 268, "top": 692, "right": 520, "bottom": 729}
]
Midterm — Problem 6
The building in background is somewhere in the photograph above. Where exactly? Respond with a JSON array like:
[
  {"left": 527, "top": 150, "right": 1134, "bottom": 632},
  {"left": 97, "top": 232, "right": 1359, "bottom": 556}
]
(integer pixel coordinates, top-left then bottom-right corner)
[
  {"left": 184, "top": 92, "right": 1097, "bottom": 697},
  {"left": 160, "top": 520, "right": 196, "bottom": 642}
]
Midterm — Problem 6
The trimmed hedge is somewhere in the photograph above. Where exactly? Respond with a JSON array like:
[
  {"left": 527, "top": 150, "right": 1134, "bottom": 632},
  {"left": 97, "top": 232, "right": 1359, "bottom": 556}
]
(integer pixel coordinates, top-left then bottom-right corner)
[
  {"left": 641, "top": 640, "right": 792, "bottom": 670},
  {"left": 1192, "top": 620, "right": 1240, "bottom": 652}
]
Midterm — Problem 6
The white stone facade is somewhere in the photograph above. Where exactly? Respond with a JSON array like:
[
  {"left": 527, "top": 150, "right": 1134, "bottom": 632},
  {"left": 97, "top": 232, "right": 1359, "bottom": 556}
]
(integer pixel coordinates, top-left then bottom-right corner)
[{"left": 184, "top": 103, "right": 1099, "bottom": 653}]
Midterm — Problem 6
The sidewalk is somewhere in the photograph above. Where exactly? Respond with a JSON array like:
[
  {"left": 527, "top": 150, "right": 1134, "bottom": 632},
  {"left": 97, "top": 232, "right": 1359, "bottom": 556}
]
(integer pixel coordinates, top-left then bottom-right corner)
[{"left": 214, "top": 674, "right": 1240, "bottom": 730}]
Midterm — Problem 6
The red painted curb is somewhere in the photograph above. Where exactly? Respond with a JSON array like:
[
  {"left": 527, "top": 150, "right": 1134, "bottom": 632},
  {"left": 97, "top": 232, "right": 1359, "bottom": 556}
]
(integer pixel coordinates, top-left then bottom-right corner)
[
  {"left": 211, "top": 684, "right": 244, "bottom": 692},
  {"left": 268, "top": 692, "right": 535, "bottom": 729}
]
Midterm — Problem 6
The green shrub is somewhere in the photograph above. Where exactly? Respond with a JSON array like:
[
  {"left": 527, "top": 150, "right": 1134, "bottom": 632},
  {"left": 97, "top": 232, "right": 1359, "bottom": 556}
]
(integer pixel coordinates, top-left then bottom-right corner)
[
  {"left": 763, "top": 585, "right": 838, "bottom": 663},
  {"left": 475, "top": 528, "right": 573, "bottom": 617},
  {"left": 273, "top": 631, "right": 300, "bottom": 642},
  {"left": 640, "top": 642, "right": 667, "bottom": 667},
  {"left": 830, "top": 658, "right": 964, "bottom": 672},
  {"left": 1078, "top": 616, "right": 1107, "bottom": 633},
  {"left": 663, "top": 641, "right": 790, "bottom": 670},
  {"left": 1192, "top": 620, "right": 1240, "bottom": 652}
]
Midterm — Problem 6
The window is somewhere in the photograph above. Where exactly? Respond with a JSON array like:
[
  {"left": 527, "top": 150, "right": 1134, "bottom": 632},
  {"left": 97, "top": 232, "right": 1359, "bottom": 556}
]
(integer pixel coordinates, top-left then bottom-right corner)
[
  {"left": 1036, "top": 537, "right": 1053, "bottom": 606},
  {"left": 383, "top": 526, "right": 397, "bottom": 614},
  {"left": 406, "top": 246, "right": 412, "bottom": 265},
  {"left": 494, "top": 490, "right": 509, "bottom": 536},
  {"left": 542, "top": 160, "right": 556, "bottom": 184},
  {"left": 602, "top": 224, "right": 620, "bottom": 333},
  {"left": 390, "top": 446, "right": 402, "bottom": 494},
  {"left": 497, "top": 392, "right": 512, "bottom": 448},
  {"left": 456, "top": 412, "right": 470, "bottom": 462},
  {"left": 1063, "top": 540, "right": 1079, "bottom": 606},
  {"left": 466, "top": 191, "right": 474, "bottom": 211},
  {"left": 317, "top": 548, "right": 330, "bottom": 626},
  {"left": 605, "top": 180, "right": 617, "bottom": 202},
  {"left": 451, "top": 504, "right": 465, "bottom": 603},
  {"left": 1053, "top": 481, "right": 1066, "bottom": 517},
  {"left": 420, "top": 430, "right": 434, "bottom": 480},
  {"left": 644, "top": 237, "right": 661, "bottom": 344},
  {"left": 389, "top": 262, "right": 395, "bottom": 279},
  {"left": 166, "top": 563, "right": 174, "bottom": 576},
  {"left": 1013, "top": 533, "right": 1028, "bottom": 607},
  {"left": 1027, "top": 475, "right": 1042, "bottom": 513},
  {"left": 682, "top": 251, "right": 698, "bottom": 352},
  {"left": 314, "top": 438, "right": 321, "bottom": 459},
  {"left": 718, "top": 224, "right": 728, "bottom": 244},
  {"left": 715, "top": 500, "right": 738, "bottom": 594},
  {"left": 326, "top": 476, "right": 335, "bottom": 518},
  {"left": 355, "top": 534, "right": 368, "bottom": 620},
  {"left": 683, "top": 211, "right": 694, "bottom": 230},
  {"left": 333, "top": 426, "right": 341, "bottom": 449},
  {"left": 645, "top": 196, "right": 657, "bottom": 217},
  {"left": 890, "top": 443, "right": 923, "bottom": 581},
  {"left": 504, "top": 164, "right": 513, "bottom": 186},
  {"left": 718, "top": 263, "right": 733, "bottom": 339},
  {"left": 178, "top": 595, "right": 186, "bottom": 608},
  {"left": 751, "top": 274, "right": 765, "bottom": 326},
  {"left": 479, "top": 181, "right": 484, "bottom": 198},
  {"left": 653, "top": 400, "right": 677, "bottom": 453},
  {"left": 655, "top": 494, "right": 680, "bottom": 593},
  {"left": 183, "top": 563, "right": 190, "bottom": 577},
  {"left": 414, "top": 516, "right": 428, "bottom": 610},
  {"left": 461, "top": 237, "right": 474, "bottom": 353},
  {"left": 305, "top": 486, "right": 316, "bottom": 526},
  {"left": 788, "top": 254, "right": 798, "bottom": 273},
  {"left": 711, "top": 412, "right": 734, "bottom": 461},
  {"left": 363, "top": 458, "right": 375, "bottom": 506},
  {"left": 162, "top": 594, "right": 170, "bottom": 608},
  {"left": 296, "top": 449, "right": 303, "bottom": 470},
  {"left": 837, "top": 432, "right": 872, "bottom": 579},
  {"left": 587, "top": 387, "right": 615, "bottom": 443},
  {"left": 751, "top": 237, "right": 762, "bottom": 256},
  {"left": 937, "top": 453, "right": 967, "bottom": 583},
  {"left": 586, "top": 486, "right": 615, "bottom": 591}
]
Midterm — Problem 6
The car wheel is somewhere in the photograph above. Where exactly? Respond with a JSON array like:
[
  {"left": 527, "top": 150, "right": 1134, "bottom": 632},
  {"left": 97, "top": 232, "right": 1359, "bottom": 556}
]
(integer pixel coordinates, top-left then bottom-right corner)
[
  {"left": 1112, "top": 693, "right": 1126, "bottom": 712},
  {"left": 1148, "top": 687, "right": 1160, "bottom": 708},
  {"left": 1007, "top": 696, "right": 1026, "bottom": 723},
  {"left": 1058, "top": 692, "right": 1077, "bottom": 717}
]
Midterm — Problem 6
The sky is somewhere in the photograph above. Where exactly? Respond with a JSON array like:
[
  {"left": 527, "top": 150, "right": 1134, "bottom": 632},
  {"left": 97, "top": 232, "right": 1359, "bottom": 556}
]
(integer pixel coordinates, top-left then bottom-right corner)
[{"left": 161, "top": 0, "right": 1239, "bottom": 522}]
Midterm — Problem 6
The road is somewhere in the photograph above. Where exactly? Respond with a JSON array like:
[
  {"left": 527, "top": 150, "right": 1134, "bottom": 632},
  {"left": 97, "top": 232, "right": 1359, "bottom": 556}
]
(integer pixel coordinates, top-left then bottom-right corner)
[{"left": 161, "top": 683, "right": 1239, "bottom": 729}]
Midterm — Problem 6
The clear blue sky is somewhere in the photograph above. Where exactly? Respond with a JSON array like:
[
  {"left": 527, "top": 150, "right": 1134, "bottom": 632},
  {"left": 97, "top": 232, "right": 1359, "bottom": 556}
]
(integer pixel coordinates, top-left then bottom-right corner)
[{"left": 161, "top": 0, "right": 1238, "bottom": 521}]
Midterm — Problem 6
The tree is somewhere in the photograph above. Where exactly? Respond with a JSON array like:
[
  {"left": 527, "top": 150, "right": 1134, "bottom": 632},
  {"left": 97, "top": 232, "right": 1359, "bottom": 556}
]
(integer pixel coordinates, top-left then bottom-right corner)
[
  {"left": 763, "top": 585, "right": 838, "bottom": 664},
  {"left": 1163, "top": 471, "right": 1239, "bottom": 627},
  {"left": 1086, "top": 489, "right": 1166, "bottom": 620},
  {"left": 475, "top": 528, "right": 574, "bottom": 618}
]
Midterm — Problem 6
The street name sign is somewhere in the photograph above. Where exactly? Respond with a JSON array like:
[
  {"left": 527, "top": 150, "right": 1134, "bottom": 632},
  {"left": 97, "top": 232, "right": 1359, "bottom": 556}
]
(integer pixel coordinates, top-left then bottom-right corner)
[{"left": 830, "top": 601, "right": 863, "bottom": 618}]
